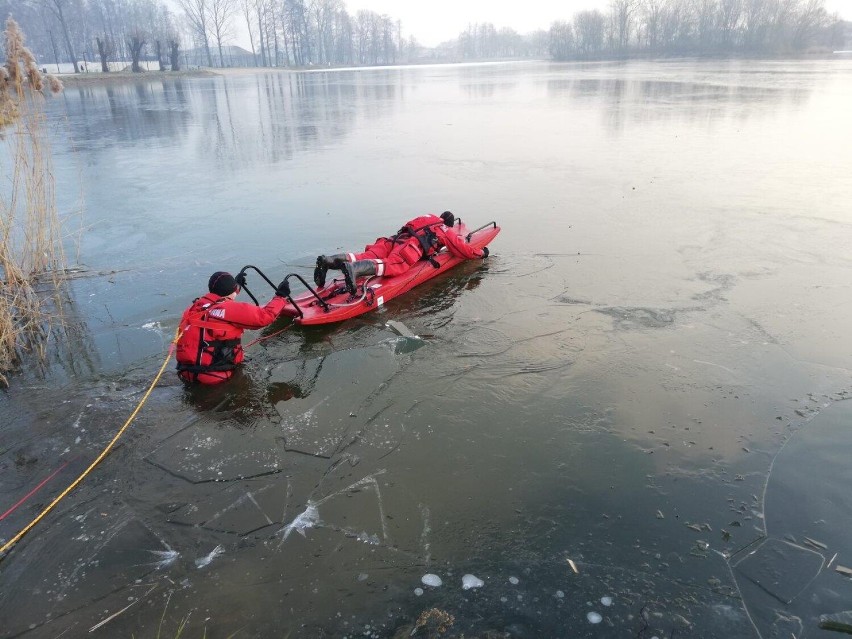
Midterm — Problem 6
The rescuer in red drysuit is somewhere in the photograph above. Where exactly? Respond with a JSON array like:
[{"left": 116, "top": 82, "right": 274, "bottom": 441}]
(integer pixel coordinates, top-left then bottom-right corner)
[
  {"left": 313, "top": 211, "right": 489, "bottom": 294},
  {"left": 175, "top": 271, "right": 290, "bottom": 385}
]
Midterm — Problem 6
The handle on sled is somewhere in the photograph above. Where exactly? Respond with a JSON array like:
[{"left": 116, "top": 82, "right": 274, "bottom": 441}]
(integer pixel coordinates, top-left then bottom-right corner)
[
  {"left": 466, "top": 221, "right": 497, "bottom": 243},
  {"left": 235, "top": 265, "right": 331, "bottom": 316},
  {"left": 282, "top": 273, "right": 331, "bottom": 317},
  {"left": 235, "top": 264, "right": 278, "bottom": 306}
]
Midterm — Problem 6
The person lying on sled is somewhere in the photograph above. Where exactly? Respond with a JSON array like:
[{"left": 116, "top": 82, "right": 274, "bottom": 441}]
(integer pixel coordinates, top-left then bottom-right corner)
[
  {"left": 175, "top": 271, "right": 290, "bottom": 385},
  {"left": 313, "top": 211, "right": 489, "bottom": 295}
]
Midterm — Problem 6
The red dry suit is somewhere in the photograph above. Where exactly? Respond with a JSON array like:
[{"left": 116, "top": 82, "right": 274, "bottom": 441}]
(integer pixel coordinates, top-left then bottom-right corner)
[
  {"left": 175, "top": 292, "right": 287, "bottom": 385},
  {"left": 343, "top": 214, "right": 485, "bottom": 277}
]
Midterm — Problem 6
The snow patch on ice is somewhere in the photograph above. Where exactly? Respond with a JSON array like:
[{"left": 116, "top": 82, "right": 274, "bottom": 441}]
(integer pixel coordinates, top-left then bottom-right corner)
[
  {"left": 601, "top": 596, "right": 613, "bottom": 606},
  {"left": 587, "top": 612, "right": 602, "bottom": 624},
  {"left": 462, "top": 574, "right": 484, "bottom": 590},
  {"left": 421, "top": 574, "right": 443, "bottom": 587}
]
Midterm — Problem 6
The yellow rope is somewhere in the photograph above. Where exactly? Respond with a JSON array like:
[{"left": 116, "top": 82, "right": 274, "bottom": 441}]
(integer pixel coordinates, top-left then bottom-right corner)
[{"left": 0, "top": 329, "right": 180, "bottom": 558}]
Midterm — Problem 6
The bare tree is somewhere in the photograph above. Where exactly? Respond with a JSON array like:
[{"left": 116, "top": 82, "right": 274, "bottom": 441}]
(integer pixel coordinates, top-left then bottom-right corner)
[
  {"left": 693, "top": 0, "right": 719, "bottom": 50},
  {"left": 790, "top": 0, "right": 830, "bottom": 48},
  {"left": 95, "top": 35, "right": 114, "bottom": 70},
  {"left": 126, "top": 29, "right": 145, "bottom": 71},
  {"left": 260, "top": 0, "right": 276, "bottom": 65},
  {"left": 40, "top": 0, "right": 80, "bottom": 72},
  {"left": 742, "top": 0, "right": 773, "bottom": 50},
  {"left": 575, "top": 9, "right": 606, "bottom": 55},
  {"left": 718, "top": 0, "right": 744, "bottom": 47},
  {"left": 168, "top": 34, "right": 180, "bottom": 69},
  {"left": 208, "top": 0, "right": 236, "bottom": 66},
  {"left": 549, "top": 21, "right": 575, "bottom": 60},
  {"left": 354, "top": 9, "right": 372, "bottom": 64},
  {"left": 283, "top": 0, "right": 313, "bottom": 65},
  {"left": 610, "top": 0, "right": 640, "bottom": 50},
  {"left": 310, "top": 0, "right": 340, "bottom": 64},
  {"left": 240, "top": 0, "right": 257, "bottom": 64},
  {"left": 177, "top": 0, "right": 213, "bottom": 65},
  {"left": 642, "top": 0, "right": 667, "bottom": 51}
]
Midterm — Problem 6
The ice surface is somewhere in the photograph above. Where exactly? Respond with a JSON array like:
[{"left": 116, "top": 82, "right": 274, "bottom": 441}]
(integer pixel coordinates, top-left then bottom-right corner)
[
  {"left": 272, "top": 347, "right": 402, "bottom": 457},
  {"left": 167, "top": 479, "right": 288, "bottom": 535},
  {"left": 414, "top": 588, "right": 424, "bottom": 596},
  {"left": 146, "top": 423, "right": 286, "bottom": 483},
  {"left": 601, "top": 596, "right": 613, "bottom": 606},
  {"left": 422, "top": 574, "right": 443, "bottom": 587},
  {"left": 509, "top": 576, "right": 519, "bottom": 585},
  {"left": 587, "top": 612, "right": 602, "bottom": 624}
]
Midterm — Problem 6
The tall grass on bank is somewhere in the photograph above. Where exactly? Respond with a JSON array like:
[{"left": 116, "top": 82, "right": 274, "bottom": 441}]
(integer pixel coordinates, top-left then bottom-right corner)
[{"left": 1, "top": 17, "right": 66, "bottom": 387}]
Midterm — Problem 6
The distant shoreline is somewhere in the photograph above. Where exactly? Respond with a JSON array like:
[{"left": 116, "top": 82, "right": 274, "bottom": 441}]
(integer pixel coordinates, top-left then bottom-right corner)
[
  {"left": 56, "top": 69, "right": 219, "bottom": 84},
  {"left": 53, "top": 52, "right": 852, "bottom": 85}
]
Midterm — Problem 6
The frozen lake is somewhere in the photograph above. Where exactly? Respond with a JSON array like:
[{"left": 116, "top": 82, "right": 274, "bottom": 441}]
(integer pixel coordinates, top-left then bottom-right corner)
[{"left": 1, "top": 59, "right": 852, "bottom": 638}]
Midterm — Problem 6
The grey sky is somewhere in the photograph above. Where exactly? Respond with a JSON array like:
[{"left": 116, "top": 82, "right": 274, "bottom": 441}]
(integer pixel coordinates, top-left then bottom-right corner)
[{"left": 342, "top": 0, "right": 851, "bottom": 47}]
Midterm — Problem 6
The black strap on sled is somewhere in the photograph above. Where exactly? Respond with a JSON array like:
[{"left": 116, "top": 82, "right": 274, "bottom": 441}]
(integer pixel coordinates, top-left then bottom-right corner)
[{"left": 395, "top": 222, "right": 442, "bottom": 267}]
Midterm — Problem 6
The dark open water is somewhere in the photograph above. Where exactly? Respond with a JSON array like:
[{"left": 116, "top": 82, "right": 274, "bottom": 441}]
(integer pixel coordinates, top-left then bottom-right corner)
[{"left": 1, "top": 59, "right": 852, "bottom": 638}]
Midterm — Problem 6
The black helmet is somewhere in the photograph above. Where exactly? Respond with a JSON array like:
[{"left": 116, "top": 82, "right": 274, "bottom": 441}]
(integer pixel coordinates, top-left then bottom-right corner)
[
  {"left": 440, "top": 211, "right": 455, "bottom": 227},
  {"left": 208, "top": 271, "right": 239, "bottom": 296}
]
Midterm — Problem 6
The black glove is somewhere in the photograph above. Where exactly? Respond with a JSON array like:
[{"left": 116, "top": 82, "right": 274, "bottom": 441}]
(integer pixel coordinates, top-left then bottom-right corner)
[
  {"left": 481, "top": 247, "right": 489, "bottom": 259},
  {"left": 275, "top": 279, "right": 290, "bottom": 297},
  {"left": 235, "top": 273, "right": 247, "bottom": 288}
]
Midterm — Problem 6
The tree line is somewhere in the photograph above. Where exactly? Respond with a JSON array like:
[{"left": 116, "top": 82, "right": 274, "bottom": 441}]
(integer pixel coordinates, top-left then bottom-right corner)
[
  {"left": 0, "top": 0, "right": 409, "bottom": 73},
  {"left": 543, "top": 0, "right": 844, "bottom": 60},
  {"left": 0, "top": 0, "right": 846, "bottom": 74},
  {"left": 455, "top": 0, "right": 844, "bottom": 62}
]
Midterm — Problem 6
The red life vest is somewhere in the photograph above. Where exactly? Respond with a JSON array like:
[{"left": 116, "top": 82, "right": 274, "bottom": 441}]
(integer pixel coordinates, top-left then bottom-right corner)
[
  {"left": 175, "top": 294, "right": 245, "bottom": 381},
  {"left": 394, "top": 215, "right": 444, "bottom": 266}
]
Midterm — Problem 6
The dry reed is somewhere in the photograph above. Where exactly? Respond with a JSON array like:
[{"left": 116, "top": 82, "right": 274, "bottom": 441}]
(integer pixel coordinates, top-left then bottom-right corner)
[{"left": 1, "top": 17, "right": 67, "bottom": 387}]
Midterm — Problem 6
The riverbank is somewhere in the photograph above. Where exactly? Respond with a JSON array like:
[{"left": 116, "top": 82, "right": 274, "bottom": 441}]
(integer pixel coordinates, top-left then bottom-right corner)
[{"left": 56, "top": 69, "right": 218, "bottom": 84}]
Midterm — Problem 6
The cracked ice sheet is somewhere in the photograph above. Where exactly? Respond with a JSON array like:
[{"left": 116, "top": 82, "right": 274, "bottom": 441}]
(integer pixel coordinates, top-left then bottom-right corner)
[
  {"left": 281, "top": 473, "right": 394, "bottom": 547},
  {"left": 272, "top": 344, "right": 403, "bottom": 457},
  {"left": 0, "top": 505, "right": 172, "bottom": 637},
  {"left": 731, "top": 400, "right": 852, "bottom": 639},
  {"left": 167, "top": 476, "right": 292, "bottom": 535},
  {"left": 145, "top": 421, "right": 287, "bottom": 482}
]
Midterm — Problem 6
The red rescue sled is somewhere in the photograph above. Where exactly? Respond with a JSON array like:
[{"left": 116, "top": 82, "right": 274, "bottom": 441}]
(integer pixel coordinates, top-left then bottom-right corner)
[{"left": 278, "top": 220, "right": 499, "bottom": 326}]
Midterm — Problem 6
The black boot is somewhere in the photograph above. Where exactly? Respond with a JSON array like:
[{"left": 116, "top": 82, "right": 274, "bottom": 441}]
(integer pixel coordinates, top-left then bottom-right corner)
[
  {"left": 314, "top": 253, "right": 348, "bottom": 287},
  {"left": 342, "top": 260, "right": 377, "bottom": 295}
]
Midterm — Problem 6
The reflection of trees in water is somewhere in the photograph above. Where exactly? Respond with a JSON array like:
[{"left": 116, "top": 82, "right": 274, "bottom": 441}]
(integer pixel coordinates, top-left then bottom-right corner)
[
  {"left": 54, "top": 71, "right": 405, "bottom": 169},
  {"left": 545, "top": 66, "right": 816, "bottom": 132},
  {"left": 61, "top": 80, "right": 192, "bottom": 151},
  {"left": 459, "top": 64, "right": 520, "bottom": 99},
  {"left": 189, "top": 71, "right": 403, "bottom": 168}
]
